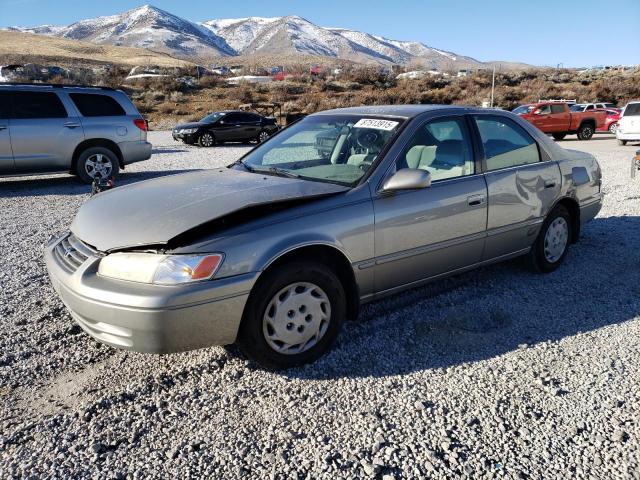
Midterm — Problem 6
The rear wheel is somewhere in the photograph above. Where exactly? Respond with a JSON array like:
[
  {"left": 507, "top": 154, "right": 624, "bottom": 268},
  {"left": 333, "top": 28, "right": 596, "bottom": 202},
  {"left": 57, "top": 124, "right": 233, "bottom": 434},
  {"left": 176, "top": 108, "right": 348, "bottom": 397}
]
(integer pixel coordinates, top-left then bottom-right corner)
[
  {"left": 258, "top": 130, "right": 270, "bottom": 143},
  {"left": 237, "top": 261, "right": 345, "bottom": 369},
  {"left": 608, "top": 122, "right": 618, "bottom": 134},
  {"left": 552, "top": 133, "right": 566, "bottom": 141},
  {"left": 198, "top": 132, "right": 215, "bottom": 147},
  {"left": 618, "top": 139, "right": 627, "bottom": 146},
  {"left": 577, "top": 123, "right": 594, "bottom": 140},
  {"left": 75, "top": 147, "right": 120, "bottom": 184},
  {"left": 528, "top": 205, "right": 571, "bottom": 273}
]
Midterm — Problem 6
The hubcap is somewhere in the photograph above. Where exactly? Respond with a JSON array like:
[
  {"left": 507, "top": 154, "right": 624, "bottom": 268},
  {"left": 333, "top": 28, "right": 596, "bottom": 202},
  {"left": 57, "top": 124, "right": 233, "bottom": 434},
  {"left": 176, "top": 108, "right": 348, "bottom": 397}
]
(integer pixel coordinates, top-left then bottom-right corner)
[
  {"left": 609, "top": 123, "right": 618, "bottom": 133},
  {"left": 262, "top": 282, "right": 331, "bottom": 355},
  {"left": 581, "top": 127, "right": 593, "bottom": 139},
  {"left": 200, "top": 134, "right": 213, "bottom": 146},
  {"left": 543, "top": 217, "right": 569, "bottom": 263},
  {"left": 85, "top": 154, "right": 112, "bottom": 179},
  {"left": 259, "top": 131, "right": 269, "bottom": 142}
]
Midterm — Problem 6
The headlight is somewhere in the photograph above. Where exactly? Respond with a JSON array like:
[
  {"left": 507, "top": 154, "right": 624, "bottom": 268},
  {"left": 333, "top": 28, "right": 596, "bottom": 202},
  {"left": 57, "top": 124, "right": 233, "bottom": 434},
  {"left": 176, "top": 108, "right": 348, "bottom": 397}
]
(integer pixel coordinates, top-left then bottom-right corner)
[{"left": 98, "top": 253, "right": 224, "bottom": 285}]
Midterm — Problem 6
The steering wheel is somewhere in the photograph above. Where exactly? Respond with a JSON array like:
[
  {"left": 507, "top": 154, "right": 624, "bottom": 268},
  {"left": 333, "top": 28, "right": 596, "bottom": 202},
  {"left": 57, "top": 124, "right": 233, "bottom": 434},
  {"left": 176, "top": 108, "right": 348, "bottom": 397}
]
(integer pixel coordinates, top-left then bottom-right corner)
[{"left": 355, "top": 129, "right": 381, "bottom": 150}]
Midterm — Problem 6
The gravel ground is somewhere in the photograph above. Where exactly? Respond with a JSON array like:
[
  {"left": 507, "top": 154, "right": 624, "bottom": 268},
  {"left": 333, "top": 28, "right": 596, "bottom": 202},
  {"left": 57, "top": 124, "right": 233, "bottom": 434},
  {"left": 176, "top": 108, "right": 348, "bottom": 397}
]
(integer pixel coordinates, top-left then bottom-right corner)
[{"left": 1, "top": 132, "right": 639, "bottom": 479}]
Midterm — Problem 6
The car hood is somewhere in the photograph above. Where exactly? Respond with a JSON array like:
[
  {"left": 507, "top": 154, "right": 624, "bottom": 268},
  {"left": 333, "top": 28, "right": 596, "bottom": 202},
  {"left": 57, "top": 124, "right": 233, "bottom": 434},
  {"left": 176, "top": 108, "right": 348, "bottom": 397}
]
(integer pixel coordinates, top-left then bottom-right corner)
[
  {"left": 71, "top": 168, "right": 349, "bottom": 252},
  {"left": 173, "top": 122, "right": 206, "bottom": 130}
]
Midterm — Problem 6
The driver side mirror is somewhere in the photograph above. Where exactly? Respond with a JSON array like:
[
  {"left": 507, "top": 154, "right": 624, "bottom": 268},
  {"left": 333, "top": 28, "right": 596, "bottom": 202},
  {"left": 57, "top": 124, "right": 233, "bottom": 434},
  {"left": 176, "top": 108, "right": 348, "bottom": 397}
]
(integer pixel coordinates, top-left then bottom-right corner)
[{"left": 382, "top": 168, "right": 431, "bottom": 192}]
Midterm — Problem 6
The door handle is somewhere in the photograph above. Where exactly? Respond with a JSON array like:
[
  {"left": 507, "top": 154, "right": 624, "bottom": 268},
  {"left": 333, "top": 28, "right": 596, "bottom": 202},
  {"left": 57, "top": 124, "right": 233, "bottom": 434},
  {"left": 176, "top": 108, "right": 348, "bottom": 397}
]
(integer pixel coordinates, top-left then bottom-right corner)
[
  {"left": 64, "top": 123, "right": 80, "bottom": 128},
  {"left": 0, "top": 125, "right": 6, "bottom": 131},
  {"left": 467, "top": 195, "right": 486, "bottom": 206},
  {"left": 544, "top": 181, "right": 556, "bottom": 189}
]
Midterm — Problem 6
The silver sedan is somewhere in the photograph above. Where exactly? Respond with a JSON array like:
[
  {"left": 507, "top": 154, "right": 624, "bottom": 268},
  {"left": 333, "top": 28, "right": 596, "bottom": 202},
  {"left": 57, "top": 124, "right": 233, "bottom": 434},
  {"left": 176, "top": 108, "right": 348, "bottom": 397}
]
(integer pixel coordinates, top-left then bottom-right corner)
[{"left": 45, "top": 105, "right": 603, "bottom": 369}]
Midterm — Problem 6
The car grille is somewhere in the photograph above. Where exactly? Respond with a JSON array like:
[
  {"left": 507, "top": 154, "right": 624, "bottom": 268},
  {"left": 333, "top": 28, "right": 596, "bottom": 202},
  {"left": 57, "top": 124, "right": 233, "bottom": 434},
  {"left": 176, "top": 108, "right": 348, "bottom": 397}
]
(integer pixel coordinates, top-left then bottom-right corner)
[{"left": 53, "top": 234, "right": 97, "bottom": 273}]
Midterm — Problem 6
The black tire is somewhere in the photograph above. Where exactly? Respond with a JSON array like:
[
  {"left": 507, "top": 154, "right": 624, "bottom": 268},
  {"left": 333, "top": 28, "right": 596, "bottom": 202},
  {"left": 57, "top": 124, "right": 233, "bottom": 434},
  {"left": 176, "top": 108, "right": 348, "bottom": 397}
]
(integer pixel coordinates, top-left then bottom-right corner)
[
  {"left": 552, "top": 133, "right": 566, "bottom": 141},
  {"left": 577, "top": 123, "right": 594, "bottom": 140},
  {"left": 528, "top": 205, "right": 572, "bottom": 273},
  {"left": 618, "top": 140, "right": 627, "bottom": 146},
  {"left": 75, "top": 147, "right": 120, "bottom": 184},
  {"left": 198, "top": 132, "right": 215, "bottom": 147},
  {"left": 237, "top": 261, "right": 346, "bottom": 369}
]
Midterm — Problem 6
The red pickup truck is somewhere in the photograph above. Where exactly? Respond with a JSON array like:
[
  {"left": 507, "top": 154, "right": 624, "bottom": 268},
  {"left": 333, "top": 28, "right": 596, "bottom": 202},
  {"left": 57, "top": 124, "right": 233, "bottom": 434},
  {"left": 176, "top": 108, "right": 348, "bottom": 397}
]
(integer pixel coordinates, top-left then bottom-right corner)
[{"left": 513, "top": 102, "right": 606, "bottom": 140}]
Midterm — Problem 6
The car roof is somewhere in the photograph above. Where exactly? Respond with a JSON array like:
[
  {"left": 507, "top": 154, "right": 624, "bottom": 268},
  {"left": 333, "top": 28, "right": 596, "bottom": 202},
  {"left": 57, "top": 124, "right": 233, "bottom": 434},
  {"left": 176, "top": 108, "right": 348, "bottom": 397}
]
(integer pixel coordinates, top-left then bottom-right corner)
[
  {"left": 310, "top": 104, "right": 475, "bottom": 119},
  {"left": 0, "top": 82, "right": 118, "bottom": 93}
]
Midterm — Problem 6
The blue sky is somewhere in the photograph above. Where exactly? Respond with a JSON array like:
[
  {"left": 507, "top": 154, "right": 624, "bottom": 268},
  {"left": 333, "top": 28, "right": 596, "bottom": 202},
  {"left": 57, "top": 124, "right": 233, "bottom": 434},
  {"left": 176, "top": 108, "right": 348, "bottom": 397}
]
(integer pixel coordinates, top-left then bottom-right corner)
[{"left": 1, "top": 0, "right": 638, "bottom": 67}]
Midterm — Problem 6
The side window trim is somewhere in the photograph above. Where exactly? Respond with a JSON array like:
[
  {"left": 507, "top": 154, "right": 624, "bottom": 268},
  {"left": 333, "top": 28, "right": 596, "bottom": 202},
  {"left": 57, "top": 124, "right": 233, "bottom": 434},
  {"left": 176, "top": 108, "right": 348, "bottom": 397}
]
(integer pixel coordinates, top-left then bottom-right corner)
[{"left": 472, "top": 113, "right": 543, "bottom": 173}]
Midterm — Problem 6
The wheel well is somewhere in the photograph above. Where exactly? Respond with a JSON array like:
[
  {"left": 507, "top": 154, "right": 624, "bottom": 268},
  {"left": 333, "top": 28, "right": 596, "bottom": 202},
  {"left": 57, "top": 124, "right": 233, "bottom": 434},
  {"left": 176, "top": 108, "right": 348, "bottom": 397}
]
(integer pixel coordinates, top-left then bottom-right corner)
[
  {"left": 71, "top": 139, "right": 124, "bottom": 172},
  {"left": 556, "top": 197, "right": 580, "bottom": 243},
  {"left": 579, "top": 119, "right": 596, "bottom": 129},
  {"left": 261, "top": 245, "right": 360, "bottom": 320}
]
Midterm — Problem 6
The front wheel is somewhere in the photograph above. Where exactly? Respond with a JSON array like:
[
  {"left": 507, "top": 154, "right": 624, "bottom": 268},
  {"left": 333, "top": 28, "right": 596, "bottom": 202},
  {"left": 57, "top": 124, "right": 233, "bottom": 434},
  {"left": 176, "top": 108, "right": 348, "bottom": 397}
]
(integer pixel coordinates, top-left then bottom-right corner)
[
  {"left": 552, "top": 133, "right": 566, "bottom": 141},
  {"left": 528, "top": 205, "right": 571, "bottom": 273},
  {"left": 237, "top": 262, "right": 346, "bottom": 369},
  {"left": 75, "top": 147, "right": 120, "bottom": 184},
  {"left": 577, "top": 123, "right": 594, "bottom": 140},
  {"left": 198, "top": 132, "right": 215, "bottom": 147}
]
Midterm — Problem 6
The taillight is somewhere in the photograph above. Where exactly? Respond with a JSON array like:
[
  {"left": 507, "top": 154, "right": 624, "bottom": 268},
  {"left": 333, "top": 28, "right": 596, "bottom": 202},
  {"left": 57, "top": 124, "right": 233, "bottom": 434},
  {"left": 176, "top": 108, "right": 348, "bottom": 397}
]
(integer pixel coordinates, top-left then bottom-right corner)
[{"left": 134, "top": 118, "right": 148, "bottom": 131}]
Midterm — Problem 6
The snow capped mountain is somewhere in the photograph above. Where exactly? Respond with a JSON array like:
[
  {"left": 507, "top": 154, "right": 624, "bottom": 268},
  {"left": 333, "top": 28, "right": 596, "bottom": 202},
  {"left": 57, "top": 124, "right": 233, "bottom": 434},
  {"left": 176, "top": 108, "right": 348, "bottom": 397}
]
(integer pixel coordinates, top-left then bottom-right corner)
[
  {"left": 8, "top": 5, "right": 513, "bottom": 68},
  {"left": 202, "top": 17, "right": 280, "bottom": 53},
  {"left": 11, "top": 5, "right": 235, "bottom": 58}
]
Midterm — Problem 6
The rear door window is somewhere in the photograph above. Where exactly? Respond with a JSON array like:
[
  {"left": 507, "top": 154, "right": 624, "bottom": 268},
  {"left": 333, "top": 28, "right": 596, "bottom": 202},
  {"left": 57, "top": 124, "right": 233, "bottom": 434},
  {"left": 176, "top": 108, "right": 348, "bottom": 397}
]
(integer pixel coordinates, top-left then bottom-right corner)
[
  {"left": 11, "top": 91, "right": 68, "bottom": 119},
  {"left": 474, "top": 115, "right": 540, "bottom": 171},
  {"left": 550, "top": 104, "right": 565, "bottom": 114},
  {"left": 69, "top": 93, "right": 126, "bottom": 117},
  {"left": 223, "top": 113, "right": 242, "bottom": 123}
]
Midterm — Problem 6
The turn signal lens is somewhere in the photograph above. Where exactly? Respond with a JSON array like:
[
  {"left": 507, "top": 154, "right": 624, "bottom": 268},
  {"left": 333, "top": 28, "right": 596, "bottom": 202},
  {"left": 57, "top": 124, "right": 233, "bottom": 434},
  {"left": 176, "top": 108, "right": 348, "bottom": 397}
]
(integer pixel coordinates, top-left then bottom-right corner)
[{"left": 153, "top": 254, "right": 224, "bottom": 285}]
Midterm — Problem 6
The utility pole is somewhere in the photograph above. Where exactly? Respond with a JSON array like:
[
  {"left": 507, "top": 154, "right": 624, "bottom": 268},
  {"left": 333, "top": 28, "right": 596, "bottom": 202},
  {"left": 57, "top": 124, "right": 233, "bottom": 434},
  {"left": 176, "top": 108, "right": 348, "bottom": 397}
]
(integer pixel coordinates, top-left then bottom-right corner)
[{"left": 490, "top": 65, "right": 496, "bottom": 108}]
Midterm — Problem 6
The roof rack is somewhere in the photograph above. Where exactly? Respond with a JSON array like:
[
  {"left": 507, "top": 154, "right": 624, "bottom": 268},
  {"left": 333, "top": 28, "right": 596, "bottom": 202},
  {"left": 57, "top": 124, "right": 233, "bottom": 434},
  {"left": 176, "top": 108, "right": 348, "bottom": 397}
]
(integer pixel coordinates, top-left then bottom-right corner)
[
  {"left": 538, "top": 98, "right": 577, "bottom": 103},
  {"left": 0, "top": 82, "right": 116, "bottom": 91}
]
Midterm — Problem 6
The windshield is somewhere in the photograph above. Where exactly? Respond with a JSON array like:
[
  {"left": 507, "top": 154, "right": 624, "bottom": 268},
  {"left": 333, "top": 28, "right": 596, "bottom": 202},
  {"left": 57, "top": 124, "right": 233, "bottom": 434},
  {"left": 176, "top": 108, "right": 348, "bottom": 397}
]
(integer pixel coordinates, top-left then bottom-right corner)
[
  {"left": 512, "top": 105, "right": 535, "bottom": 115},
  {"left": 623, "top": 103, "right": 640, "bottom": 117},
  {"left": 570, "top": 104, "right": 586, "bottom": 112},
  {"left": 237, "top": 114, "right": 404, "bottom": 185},
  {"left": 201, "top": 112, "right": 227, "bottom": 123}
]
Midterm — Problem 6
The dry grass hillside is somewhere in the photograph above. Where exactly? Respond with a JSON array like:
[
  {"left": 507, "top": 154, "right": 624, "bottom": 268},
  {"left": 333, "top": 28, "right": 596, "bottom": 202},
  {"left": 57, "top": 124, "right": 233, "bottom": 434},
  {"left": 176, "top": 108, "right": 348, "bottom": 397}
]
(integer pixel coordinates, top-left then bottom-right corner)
[
  {"left": 0, "top": 31, "right": 193, "bottom": 68},
  {"left": 123, "top": 67, "right": 640, "bottom": 129}
]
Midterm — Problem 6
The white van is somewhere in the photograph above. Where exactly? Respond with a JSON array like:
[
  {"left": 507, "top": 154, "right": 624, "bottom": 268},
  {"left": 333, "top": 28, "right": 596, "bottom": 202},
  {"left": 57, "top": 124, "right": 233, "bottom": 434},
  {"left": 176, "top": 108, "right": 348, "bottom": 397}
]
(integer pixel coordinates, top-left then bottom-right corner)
[{"left": 617, "top": 101, "right": 640, "bottom": 145}]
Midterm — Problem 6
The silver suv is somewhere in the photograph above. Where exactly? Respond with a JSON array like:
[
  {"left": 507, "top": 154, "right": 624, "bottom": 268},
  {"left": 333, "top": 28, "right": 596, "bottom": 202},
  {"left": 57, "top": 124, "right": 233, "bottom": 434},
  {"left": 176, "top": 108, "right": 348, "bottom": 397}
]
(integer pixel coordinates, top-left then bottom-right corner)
[{"left": 0, "top": 83, "right": 151, "bottom": 183}]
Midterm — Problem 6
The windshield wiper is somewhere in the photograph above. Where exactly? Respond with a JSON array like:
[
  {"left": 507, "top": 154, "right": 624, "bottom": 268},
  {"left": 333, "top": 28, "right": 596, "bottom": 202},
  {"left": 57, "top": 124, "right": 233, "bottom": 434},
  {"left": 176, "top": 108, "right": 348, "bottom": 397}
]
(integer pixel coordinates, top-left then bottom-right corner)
[{"left": 252, "top": 166, "right": 301, "bottom": 179}]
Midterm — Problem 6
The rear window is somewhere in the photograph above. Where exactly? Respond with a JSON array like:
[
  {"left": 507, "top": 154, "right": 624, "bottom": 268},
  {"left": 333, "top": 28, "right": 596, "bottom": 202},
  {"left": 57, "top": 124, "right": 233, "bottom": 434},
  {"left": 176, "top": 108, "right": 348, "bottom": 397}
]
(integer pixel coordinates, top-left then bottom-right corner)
[
  {"left": 69, "top": 93, "right": 126, "bottom": 117},
  {"left": 11, "top": 91, "right": 67, "bottom": 119},
  {"left": 623, "top": 104, "right": 640, "bottom": 117}
]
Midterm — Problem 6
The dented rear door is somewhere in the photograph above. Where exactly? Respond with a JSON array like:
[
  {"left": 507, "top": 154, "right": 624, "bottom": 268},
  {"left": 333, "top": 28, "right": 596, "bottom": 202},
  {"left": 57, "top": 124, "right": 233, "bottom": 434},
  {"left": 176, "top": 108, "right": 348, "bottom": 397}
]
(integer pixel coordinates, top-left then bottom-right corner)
[{"left": 472, "top": 114, "right": 562, "bottom": 260}]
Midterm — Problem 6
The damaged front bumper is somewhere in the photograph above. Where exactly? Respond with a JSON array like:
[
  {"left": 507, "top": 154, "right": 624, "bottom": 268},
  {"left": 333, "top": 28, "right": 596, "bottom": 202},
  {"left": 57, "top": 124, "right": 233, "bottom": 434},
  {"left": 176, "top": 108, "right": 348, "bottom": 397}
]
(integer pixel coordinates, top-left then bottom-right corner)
[{"left": 44, "top": 234, "right": 256, "bottom": 353}]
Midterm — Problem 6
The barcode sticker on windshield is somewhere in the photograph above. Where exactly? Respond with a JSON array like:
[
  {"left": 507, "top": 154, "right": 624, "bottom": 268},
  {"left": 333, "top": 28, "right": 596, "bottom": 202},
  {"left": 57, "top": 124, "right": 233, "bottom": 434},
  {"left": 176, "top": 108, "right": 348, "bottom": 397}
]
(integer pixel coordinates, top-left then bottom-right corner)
[{"left": 353, "top": 119, "right": 399, "bottom": 131}]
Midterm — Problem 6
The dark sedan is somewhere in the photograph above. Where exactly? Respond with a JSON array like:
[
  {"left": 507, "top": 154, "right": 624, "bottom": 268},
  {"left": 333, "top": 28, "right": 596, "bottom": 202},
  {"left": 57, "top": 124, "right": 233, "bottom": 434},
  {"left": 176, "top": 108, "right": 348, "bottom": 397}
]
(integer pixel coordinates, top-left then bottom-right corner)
[{"left": 172, "top": 111, "right": 279, "bottom": 147}]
